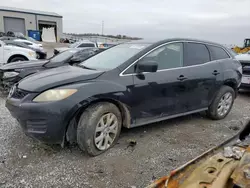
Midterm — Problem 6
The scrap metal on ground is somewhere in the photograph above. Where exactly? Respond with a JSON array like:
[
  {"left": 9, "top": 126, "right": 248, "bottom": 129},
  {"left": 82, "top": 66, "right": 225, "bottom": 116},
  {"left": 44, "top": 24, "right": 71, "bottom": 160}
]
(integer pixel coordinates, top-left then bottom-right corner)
[{"left": 148, "top": 121, "right": 250, "bottom": 188}]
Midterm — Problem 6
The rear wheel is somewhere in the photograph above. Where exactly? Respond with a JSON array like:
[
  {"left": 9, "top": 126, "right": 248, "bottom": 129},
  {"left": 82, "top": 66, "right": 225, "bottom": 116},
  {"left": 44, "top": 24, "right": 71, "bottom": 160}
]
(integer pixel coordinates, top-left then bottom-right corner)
[
  {"left": 77, "top": 102, "right": 122, "bottom": 156},
  {"left": 9, "top": 56, "right": 27, "bottom": 63},
  {"left": 207, "top": 86, "right": 235, "bottom": 120}
]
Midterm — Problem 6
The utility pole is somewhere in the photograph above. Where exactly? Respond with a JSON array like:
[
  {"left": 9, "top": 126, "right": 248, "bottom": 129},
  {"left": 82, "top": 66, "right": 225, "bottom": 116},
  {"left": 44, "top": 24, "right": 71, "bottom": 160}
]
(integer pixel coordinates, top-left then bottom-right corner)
[{"left": 102, "top": 20, "right": 104, "bottom": 36}]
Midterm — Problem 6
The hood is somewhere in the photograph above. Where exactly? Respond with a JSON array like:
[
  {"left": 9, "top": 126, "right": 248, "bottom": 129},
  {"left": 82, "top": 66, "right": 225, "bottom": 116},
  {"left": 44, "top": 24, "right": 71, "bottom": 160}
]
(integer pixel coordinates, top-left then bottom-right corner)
[
  {"left": 0, "top": 60, "right": 48, "bottom": 71},
  {"left": 18, "top": 65, "right": 105, "bottom": 92},
  {"left": 55, "top": 47, "right": 70, "bottom": 52},
  {"left": 235, "top": 54, "right": 250, "bottom": 62},
  {"left": 4, "top": 45, "right": 34, "bottom": 53}
]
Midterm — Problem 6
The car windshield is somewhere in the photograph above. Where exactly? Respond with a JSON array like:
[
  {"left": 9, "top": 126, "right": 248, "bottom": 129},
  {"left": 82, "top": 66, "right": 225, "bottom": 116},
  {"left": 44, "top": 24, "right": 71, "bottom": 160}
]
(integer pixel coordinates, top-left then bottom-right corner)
[
  {"left": 80, "top": 43, "right": 150, "bottom": 70},
  {"left": 48, "top": 50, "right": 78, "bottom": 64}
]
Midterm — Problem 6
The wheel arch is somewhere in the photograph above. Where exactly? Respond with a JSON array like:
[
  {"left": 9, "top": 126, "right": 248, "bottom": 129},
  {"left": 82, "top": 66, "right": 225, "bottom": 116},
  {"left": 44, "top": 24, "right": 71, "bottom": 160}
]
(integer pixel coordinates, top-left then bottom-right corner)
[
  {"left": 223, "top": 79, "right": 238, "bottom": 97},
  {"left": 7, "top": 54, "right": 28, "bottom": 63},
  {"left": 65, "top": 97, "right": 132, "bottom": 145}
]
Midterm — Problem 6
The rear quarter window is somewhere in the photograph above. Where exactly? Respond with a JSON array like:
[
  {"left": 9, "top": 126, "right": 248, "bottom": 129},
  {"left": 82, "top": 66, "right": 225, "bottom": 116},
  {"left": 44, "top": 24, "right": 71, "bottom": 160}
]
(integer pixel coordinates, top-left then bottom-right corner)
[{"left": 207, "top": 45, "right": 230, "bottom": 60}]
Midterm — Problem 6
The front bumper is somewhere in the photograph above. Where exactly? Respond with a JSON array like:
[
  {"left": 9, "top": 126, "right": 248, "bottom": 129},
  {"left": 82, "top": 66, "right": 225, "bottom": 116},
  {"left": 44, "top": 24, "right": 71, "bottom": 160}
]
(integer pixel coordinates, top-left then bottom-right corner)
[
  {"left": 5, "top": 91, "right": 75, "bottom": 144},
  {"left": 0, "top": 76, "right": 20, "bottom": 92}
]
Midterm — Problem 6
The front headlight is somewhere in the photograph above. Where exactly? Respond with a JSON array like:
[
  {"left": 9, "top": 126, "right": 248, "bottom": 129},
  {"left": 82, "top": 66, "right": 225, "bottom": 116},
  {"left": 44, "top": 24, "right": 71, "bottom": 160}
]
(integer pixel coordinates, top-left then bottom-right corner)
[
  {"left": 3, "top": 71, "right": 19, "bottom": 78},
  {"left": 28, "top": 51, "right": 36, "bottom": 58},
  {"left": 33, "top": 89, "right": 77, "bottom": 102}
]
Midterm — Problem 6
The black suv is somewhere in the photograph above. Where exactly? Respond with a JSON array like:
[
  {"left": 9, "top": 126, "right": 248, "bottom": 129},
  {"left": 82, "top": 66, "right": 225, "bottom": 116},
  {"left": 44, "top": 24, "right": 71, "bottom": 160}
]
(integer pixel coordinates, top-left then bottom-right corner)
[{"left": 6, "top": 38, "right": 242, "bottom": 156}]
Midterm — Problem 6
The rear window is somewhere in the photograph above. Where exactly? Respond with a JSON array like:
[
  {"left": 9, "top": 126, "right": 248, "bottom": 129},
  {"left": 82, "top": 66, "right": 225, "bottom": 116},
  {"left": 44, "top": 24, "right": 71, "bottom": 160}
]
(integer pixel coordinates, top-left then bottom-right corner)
[
  {"left": 207, "top": 45, "right": 230, "bottom": 60},
  {"left": 184, "top": 43, "right": 210, "bottom": 66},
  {"left": 78, "top": 43, "right": 95, "bottom": 48}
]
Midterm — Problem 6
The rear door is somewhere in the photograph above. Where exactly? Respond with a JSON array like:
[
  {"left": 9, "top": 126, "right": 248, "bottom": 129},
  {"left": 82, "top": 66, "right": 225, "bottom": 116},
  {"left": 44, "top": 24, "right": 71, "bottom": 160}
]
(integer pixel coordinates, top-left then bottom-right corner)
[{"left": 183, "top": 42, "right": 223, "bottom": 111}]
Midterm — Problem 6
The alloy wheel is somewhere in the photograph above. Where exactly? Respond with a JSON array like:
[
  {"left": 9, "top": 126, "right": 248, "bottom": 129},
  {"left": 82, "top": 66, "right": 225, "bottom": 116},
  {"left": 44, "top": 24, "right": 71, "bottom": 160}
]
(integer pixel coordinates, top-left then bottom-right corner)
[
  {"left": 94, "top": 113, "right": 118, "bottom": 151},
  {"left": 217, "top": 92, "right": 233, "bottom": 117}
]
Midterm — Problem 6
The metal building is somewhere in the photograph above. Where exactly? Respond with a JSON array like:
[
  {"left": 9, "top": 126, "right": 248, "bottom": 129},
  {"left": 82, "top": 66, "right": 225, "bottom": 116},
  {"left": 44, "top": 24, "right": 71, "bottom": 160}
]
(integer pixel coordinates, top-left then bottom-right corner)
[{"left": 0, "top": 6, "right": 63, "bottom": 41}]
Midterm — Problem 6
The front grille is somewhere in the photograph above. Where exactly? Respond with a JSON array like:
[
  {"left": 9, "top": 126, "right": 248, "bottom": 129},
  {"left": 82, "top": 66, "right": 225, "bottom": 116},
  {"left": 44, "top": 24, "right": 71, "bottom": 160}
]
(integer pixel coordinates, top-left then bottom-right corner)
[
  {"left": 239, "top": 61, "right": 250, "bottom": 75},
  {"left": 243, "top": 68, "right": 250, "bottom": 75},
  {"left": 242, "top": 66, "right": 250, "bottom": 75},
  {"left": 11, "top": 87, "right": 29, "bottom": 99}
]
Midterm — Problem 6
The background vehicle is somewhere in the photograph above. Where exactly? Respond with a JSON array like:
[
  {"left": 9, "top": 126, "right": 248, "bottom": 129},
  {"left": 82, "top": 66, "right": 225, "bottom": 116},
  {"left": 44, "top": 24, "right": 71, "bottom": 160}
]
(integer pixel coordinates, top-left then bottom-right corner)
[
  {"left": 0, "top": 40, "right": 37, "bottom": 64},
  {"left": 0, "top": 48, "right": 102, "bottom": 91},
  {"left": 233, "top": 38, "right": 250, "bottom": 54},
  {"left": 6, "top": 38, "right": 242, "bottom": 156},
  {"left": 14, "top": 39, "right": 43, "bottom": 50},
  {"left": 54, "top": 40, "right": 98, "bottom": 55},
  {"left": 235, "top": 52, "right": 250, "bottom": 89},
  {"left": 4, "top": 40, "right": 47, "bottom": 59}
]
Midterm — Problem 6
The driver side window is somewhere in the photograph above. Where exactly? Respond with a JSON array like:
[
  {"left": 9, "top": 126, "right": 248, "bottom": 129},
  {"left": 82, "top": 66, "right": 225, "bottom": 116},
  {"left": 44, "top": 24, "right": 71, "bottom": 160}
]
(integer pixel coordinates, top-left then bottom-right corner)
[
  {"left": 125, "top": 43, "right": 183, "bottom": 74},
  {"left": 142, "top": 42, "right": 183, "bottom": 70}
]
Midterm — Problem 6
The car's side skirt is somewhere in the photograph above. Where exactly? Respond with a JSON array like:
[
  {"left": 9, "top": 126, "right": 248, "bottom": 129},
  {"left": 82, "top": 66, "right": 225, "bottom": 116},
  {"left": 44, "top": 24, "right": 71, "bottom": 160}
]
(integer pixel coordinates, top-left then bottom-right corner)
[{"left": 130, "top": 108, "right": 208, "bottom": 128}]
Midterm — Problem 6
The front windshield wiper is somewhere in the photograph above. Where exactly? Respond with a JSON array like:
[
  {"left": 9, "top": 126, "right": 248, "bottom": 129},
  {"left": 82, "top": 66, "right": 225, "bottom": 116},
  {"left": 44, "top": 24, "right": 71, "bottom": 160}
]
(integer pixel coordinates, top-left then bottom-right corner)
[{"left": 76, "top": 64, "right": 97, "bottom": 70}]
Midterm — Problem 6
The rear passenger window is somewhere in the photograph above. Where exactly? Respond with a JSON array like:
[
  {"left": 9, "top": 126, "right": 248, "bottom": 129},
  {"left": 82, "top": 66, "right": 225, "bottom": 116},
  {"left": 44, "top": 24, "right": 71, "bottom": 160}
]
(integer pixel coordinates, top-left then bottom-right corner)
[
  {"left": 184, "top": 43, "right": 210, "bottom": 66},
  {"left": 78, "top": 43, "right": 95, "bottom": 48},
  {"left": 207, "top": 45, "right": 230, "bottom": 60}
]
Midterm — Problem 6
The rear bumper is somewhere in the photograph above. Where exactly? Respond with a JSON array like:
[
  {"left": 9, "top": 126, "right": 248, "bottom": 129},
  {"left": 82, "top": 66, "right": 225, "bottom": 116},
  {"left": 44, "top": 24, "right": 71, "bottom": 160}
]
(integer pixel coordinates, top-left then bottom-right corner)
[{"left": 5, "top": 93, "right": 75, "bottom": 144}]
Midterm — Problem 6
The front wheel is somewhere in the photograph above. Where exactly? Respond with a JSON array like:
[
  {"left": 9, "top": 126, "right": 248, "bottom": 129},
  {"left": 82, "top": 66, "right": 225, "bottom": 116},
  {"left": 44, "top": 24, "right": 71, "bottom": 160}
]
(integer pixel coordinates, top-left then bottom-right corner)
[
  {"left": 77, "top": 102, "right": 122, "bottom": 156},
  {"left": 9, "top": 56, "right": 26, "bottom": 63},
  {"left": 207, "top": 86, "right": 235, "bottom": 120}
]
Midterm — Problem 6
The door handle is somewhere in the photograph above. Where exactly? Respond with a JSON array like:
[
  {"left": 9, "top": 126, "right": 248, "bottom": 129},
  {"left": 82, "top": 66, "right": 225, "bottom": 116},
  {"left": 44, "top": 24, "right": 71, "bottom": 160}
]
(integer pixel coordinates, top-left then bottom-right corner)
[
  {"left": 177, "top": 75, "right": 187, "bottom": 81},
  {"left": 212, "top": 70, "right": 220, "bottom": 76}
]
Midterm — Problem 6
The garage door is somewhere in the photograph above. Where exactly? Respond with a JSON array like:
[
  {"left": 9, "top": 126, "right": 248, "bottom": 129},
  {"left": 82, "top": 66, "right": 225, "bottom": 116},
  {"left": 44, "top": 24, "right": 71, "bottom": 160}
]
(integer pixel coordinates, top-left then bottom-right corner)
[{"left": 4, "top": 17, "right": 25, "bottom": 35}]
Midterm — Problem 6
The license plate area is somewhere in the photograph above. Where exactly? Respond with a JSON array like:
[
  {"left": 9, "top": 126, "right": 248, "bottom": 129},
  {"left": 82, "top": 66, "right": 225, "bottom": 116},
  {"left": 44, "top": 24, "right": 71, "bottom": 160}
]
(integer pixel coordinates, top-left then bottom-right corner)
[{"left": 242, "top": 76, "right": 250, "bottom": 84}]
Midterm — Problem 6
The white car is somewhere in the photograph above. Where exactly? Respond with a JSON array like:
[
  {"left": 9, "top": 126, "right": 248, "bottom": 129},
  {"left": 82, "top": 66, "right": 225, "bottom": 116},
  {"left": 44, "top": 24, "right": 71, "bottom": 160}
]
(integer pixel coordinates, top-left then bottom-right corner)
[
  {"left": 0, "top": 40, "right": 37, "bottom": 64},
  {"left": 54, "top": 41, "right": 97, "bottom": 55},
  {"left": 14, "top": 39, "right": 43, "bottom": 50},
  {"left": 235, "top": 52, "right": 250, "bottom": 88}
]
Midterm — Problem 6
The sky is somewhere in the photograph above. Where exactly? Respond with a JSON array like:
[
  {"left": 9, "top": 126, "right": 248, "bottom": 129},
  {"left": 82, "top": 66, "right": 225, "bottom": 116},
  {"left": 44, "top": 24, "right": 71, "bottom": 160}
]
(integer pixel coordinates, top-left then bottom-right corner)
[{"left": 1, "top": 0, "right": 250, "bottom": 45}]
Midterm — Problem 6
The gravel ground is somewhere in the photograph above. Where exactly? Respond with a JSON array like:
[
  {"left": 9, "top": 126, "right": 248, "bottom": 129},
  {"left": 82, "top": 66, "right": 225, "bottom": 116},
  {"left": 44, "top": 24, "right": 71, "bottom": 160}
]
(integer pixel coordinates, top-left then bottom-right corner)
[{"left": 0, "top": 90, "right": 250, "bottom": 188}]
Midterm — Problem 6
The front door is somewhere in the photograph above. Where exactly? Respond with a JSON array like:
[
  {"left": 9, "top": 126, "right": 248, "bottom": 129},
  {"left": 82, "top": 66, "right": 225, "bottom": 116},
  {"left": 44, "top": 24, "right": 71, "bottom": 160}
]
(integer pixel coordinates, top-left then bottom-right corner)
[{"left": 128, "top": 42, "right": 190, "bottom": 125}]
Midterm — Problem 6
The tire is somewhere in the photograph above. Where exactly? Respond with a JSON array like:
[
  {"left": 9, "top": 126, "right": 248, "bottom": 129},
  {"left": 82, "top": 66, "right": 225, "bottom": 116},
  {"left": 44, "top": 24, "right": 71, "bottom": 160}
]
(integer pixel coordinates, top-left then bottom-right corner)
[
  {"left": 77, "top": 102, "right": 122, "bottom": 156},
  {"left": 207, "top": 86, "right": 235, "bottom": 120},
  {"left": 9, "top": 56, "right": 26, "bottom": 63}
]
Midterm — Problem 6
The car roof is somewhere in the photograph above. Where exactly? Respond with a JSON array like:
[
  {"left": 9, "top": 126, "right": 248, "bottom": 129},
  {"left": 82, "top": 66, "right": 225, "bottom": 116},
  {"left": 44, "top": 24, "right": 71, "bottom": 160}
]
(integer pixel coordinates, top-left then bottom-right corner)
[{"left": 128, "top": 38, "right": 223, "bottom": 47}]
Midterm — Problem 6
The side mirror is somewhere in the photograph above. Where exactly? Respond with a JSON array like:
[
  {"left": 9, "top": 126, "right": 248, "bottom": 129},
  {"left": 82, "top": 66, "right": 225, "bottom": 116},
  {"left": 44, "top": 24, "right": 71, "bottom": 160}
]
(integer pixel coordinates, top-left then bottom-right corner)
[
  {"left": 136, "top": 60, "right": 158, "bottom": 73},
  {"left": 70, "top": 57, "right": 80, "bottom": 63}
]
